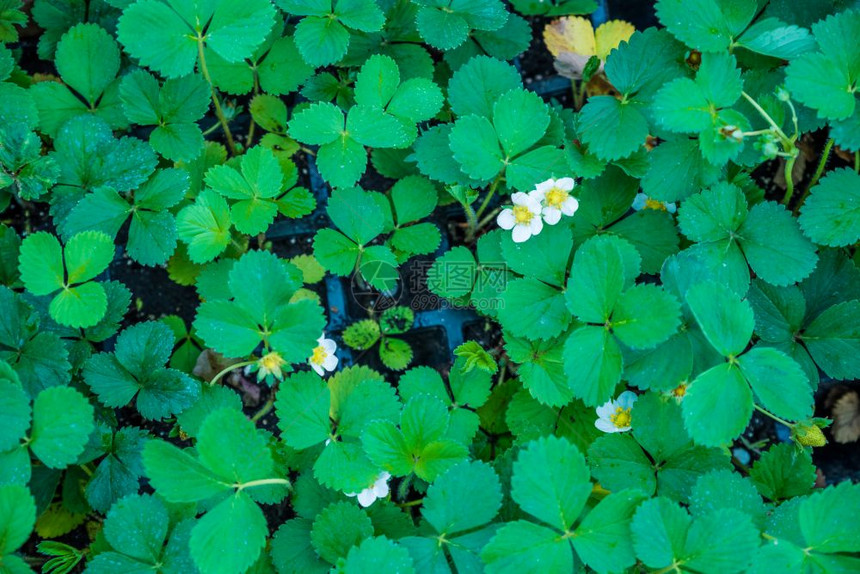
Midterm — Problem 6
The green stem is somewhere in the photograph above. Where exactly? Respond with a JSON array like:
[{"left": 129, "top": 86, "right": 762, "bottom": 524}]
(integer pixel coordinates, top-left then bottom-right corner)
[
  {"left": 463, "top": 200, "right": 478, "bottom": 243},
  {"left": 855, "top": 150, "right": 859, "bottom": 173},
  {"left": 395, "top": 498, "right": 424, "bottom": 508},
  {"left": 754, "top": 403, "right": 794, "bottom": 429},
  {"left": 794, "top": 138, "right": 834, "bottom": 214},
  {"left": 236, "top": 478, "right": 290, "bottom": 491},
  {"left": 652, "top": 562, "right": 682, "bottom": 574},
  {"left": 475, "top": 176, "right": 502, "bottom": 221},
  {"left": 741, "top": 91, "right": 791, "bottom": 146},
  {"left": 476, "top": 206, "right": 502, "bottom": 231},
  {"left": 250, "top": 396, "right": 275, "bottom": 423},
  {"left": 247, "top": 71, "right": 260, "bottom": 145},
  {"left": 781, "top": 154, "right": 797, "bottom": 205},
  {"left": 209, "top": 360, "right": 255, "bottom": 386},
  {"left": 197, "top": 39, "right": 237, "bottom": 155}
]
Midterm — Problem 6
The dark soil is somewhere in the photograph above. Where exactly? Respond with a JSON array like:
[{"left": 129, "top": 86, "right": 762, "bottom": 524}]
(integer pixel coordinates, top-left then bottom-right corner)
[{"left": 347, "top": 326, "right": 451, "bottom": 378}]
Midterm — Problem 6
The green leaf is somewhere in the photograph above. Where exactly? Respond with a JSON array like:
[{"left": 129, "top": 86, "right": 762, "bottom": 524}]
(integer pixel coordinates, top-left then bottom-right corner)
[
  {"left": 482, "top": 521, "right": 572, "bottom": 573},
  {"left": 427, "top": 247, "right": 476, "bottom": 299},
  {"left": 736, "top": 17, "right": 815, "bottom": 59},
  {"left": 505, "top": 334, "right": 573, "bottom": 407},
  {"left": 55, "top": 23, "right": 120, "bottom": 105},
  {"left": 289, "top": 102, "right": 343, "bottom": 146},
  {"left": 501, "top": 221, "right": 572, "bottom": 287},
  {"left": 493, "top": 89, "right": 550, "bottom": 157},
  {"left": 749, "top": 442, "right": 815, "bottom": 501},
  {"left": 85, "top": 427, "right": 148, "bottom": 513},
  {"left": 511, "top": 436, "right": 591, "bottom": 531},
  {"left": 190, "top": 492, "right": 268, "bottom": 574},
  {"left": 313, "top": 229, "right": 360, "bottom": 276},
  {"left": 316, "top": 136, "right": 368, "bottom": 188},
  {"left": 799, "top": 167, "right": 860, "bottom": 247},
  {"left": 737, "top": 346, "right": 812, "bottom": 421},
  {"left": 799, "top": 481, "right": 860, "bottom": 554},
  {"left": 18, "top": 232, "right": 64, "bottom": 296},
  {"left": 449, "top": 114, "right": 504, "bottom": 182},
  {"left": 447, "top": 56, "right": 521, "bottom": 119},
  {"left": 101, "top": 494, "right": 168, "bottom": 564},
  {"left": 739, "top": 201, "right": 818, "bottom": 286},
  {"left": 176, "top": 189, "right": 232, "bottom": 263},
  {"left": 563, "top": 326, "right": 623, "bottom": 407},
  {"left": 271, "top": 519, "right": 328, "bottom": 574},
  {"left": 197, "top": 408, "right": 276, "bottom": 487},
  {"left": 0, "top": 484, "right": 36, "bottom": 555},
  {"left": 341, "top": 537, "right": 415, "bottom": 573},
  {"left": 612, "top": 284, "right": 681, "bottom": 350},
  {"left": 588, "top": 434, "right": 657, "bottom": 498},
  {"left": 573, "top": 490, "right": 647, "bottom": 573},
  {"left": 498, "top": 278, "right": 570, "bottom": 341},
  {"left": 689, "top": 469, "right": 767, "bottom": 527},
  {"left": 579, "top": 97, "right": 649, "bottom": 161},
  {"left": 656, "top": 0, "right": 755, "bottom": 52},
  {"left": 353, "top": 54, "right": 400, "bottom": 109},
  {"left": 678, "top": 182, "right": 747, "bottom": 243},
  {"left": 30, "top": 386, "right": 94, "bottom": 468},
  {"left": 389, "top": 176, "right": 437, "bottom": 224},
  {"left": 686, "top": 281, "right": 754, "bottom": 357},
  {"left": 631, "top": 497, "right": 690, "bottom": 569},
  {"left": 566, "top": 235, "right": 629, "bottom": 323},
  {"left": 275, "top": 372, "right": 331, "bottom": 449},
  {"left": 802, "top": 300, "right": 860, "bottom": 380},
  {"left": 683, "top": 364, "right": 752, "bottom": 446},
  {"left": 422, "top": 461, "right": 501, "bottom": 536},
  {"left": 0, "top": 379, "right": 29, "bottom": 452},
  {"left": 117, "top": 0, "right": 276, "bottom": 78},
  {"left": 143, "top": 440, "right": 231, "bottom": 503},
  {"left": 310, "top": 501, "right": 373, "bottom": 564}
]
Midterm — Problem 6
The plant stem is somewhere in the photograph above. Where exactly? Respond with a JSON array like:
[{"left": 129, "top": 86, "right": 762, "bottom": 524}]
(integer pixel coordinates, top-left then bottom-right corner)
[
  {"left": 781, "top": 154, "right": 797, "bottom": 205},
  {"left": 197, "top": 39, "right": 237, "bottom": 155},
  {"left": 476, "top": 206, "right": 502, "bottom": 231},
  {"left": 209, "top": 360, "right": 255, "bottom": 386},
  {"left": 652, "top": 562, "right": 682, "bottom": 574},
  {"left": 236, "top": 478, "right": 291, "bottom": 491},
  {"left": 475, "top": 176, "right": 502, "bottom": 221},
  {"left": 741, "top": 91, "right": 791, "bottom": 145},
  {"left": 754, "top": 403, "right": 794, "bottom": 429},
  {"left": 247, "top": 71, "right": 260, "bottom": 145},
  {"left": 251, "top": 396, "right": 275, "bottom": 423},
  {"left": 395, "top": 498, "right": 424, "bottom": 508},
  {"left": 855, "top": 150, "right": 859, "bottom": 173},
  {"left": 463, "top": 200, "right": 478, "bottom": 243},
  {"left": 794, "top": 138, "right": 834, "bottom": 214}
]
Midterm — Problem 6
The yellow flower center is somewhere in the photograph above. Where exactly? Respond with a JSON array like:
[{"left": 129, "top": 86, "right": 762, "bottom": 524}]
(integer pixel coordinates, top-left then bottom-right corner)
[
  {"left": 644, "top": 198, "right": 667, "bottom": 211},
  {"left": 610, "top": 407, "right": 632, "bottom": 428},
  {"left": 545, "top": 187, "right": 568, "bottom": 208},
  {"left": 512, "top": 205, "right": 533, "bottom": 224},
  {"left": 260, "top": 352, "right": 285, "bottom": 371},
  {"left": 310, "top": 345, "right": 328, "bottom": 365},
  {"left": 672, "top": 383, "right": 687, "bottom": 398}
]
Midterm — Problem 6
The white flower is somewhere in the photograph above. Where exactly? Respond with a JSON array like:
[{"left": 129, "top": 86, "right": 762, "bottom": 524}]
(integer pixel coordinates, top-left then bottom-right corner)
[
  {"left": 346, "top": 472, "right": 391, "bottom": 507},
  {"left": 497, "top": 192, "right": 544, "bottom": 243},
  {"left": 595, "top": 391, "right": 638, "bottom": 433},
  {"left": 632, "top": 193, "right": 676, "bottom": 214},
  {"left": 309, "top": 334, "right": 338, "bottom": 376},
  {"left": 531, "top": 177, "right": 579, "bottom": 225}
]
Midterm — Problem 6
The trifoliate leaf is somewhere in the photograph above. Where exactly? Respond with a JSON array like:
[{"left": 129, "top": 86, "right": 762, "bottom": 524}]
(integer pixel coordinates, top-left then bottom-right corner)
[
  {"left": 0, "top": 484, "right": 35, "bottom": 556},
  {"left": 737, "top": 346, "right": 812, "bottom": 422},
  {"left": 190, "top": 491, "right": 268, "bottom": 574},
  {"left": 749, "top": 442, "right": 815, "bottom": 501},
  {"left": 422, "top": 460, "right": 502, "bottom": 536},
  {"left": 631, "top": 497, "right": 690, "bottom": 568},
  {"left": 802, "top": 300, "right": 860, "bottom": 380},
  {"left": 656, "top": 0, "right": 755, "bottom": 52},
  {"left": 578, "top": 97, "right": 649, "bottom": 161},
  {"left": 563, "top": 326, "right": 623, "bottom": 407},
  {"left": 118, "top": 0, "right": 277, "bottom": 78},
  {"left": 275, "top": 372, "right": 331, "bottom": 450},
  {"left": 447, "top": 56, "right": 521, "bottom": 119},
  {"left": 573, "top": 489, "right": 647, "bottom": 573},
  {"left": 340, "top": 537, "right": 415, "bottom": 573},
  {"left": 482, "top": 520, "right": 572, "bottom": 573},
  {"left": 85, "top": 427, "right": 148, "bottom": 513},
  {"left": 611, "top": 284, "right": 681, "bottom": 350},
  {"left": 0, "top": 378, "right": 29, "bottom": 452}
]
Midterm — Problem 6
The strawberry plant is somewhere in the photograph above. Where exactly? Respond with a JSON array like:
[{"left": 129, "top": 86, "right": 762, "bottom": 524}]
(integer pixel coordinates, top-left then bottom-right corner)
[{"left": 1, "top": 0, "right": 860, "bottom": 572}]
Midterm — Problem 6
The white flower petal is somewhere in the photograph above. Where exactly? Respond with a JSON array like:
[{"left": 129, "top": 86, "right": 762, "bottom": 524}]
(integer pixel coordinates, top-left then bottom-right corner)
[
  {"left": 595, "top": 419, "right": 620, "bottom": 433},
  {"left": 356, "top": 489, "right": 376, "bottom": 507},
  {"left": 632, "top": 193, "right": 647, "bottom": 211},
  {"left": 316, "top": 334, "right": 326, "bottom": 345},
  {"left": 616, "top": 391, "right": 638, "bottom": 409},
  {"left": 323, "top": 354, "right": 338, "bottom": 372},
  {"left": 511, "top": 224, "right": 531, "bottom": 243},
  {"left": 595, "top": 401, "right": 616, "bottom": 419},
  {"left": 525, "top": 195, "right": 543, "bottom": 213},
  {"left": 372, "top": 478, "right": 390, "bottom": 498},
  {"left": 542, "top": 207, "right": 562, "bottom": 225},
  {"left": 345, "top": 491, "right": 357, "bottom": 498},
  {"left": 534, "top": 179, "right": 556, "bottom": 194},
  {"left": 666, "top": 202, "right": 677, "bottom": 214},
  {"left": 322, "top": 338, "right": 337, "bottom": 353},
  {"left": 561, "top": 197, "right": 579, "bottom": 216},
  {"left": 556, "top": 177, "right": 575, "bottom": 191},
  {"left": 497, "top": 209, "right": 516, "bottom": 230},
  {"left": 530, "top": 188, "right": 546, "bottom": 202},
  {"left": 529, "top": 216, "right": 543, "bottom": 236},
  {"left": 511, "top": 192, "right": 531, "bottom": 206},
  {"left": 310, "top": 362, "right": 324, "bottom": 377}
]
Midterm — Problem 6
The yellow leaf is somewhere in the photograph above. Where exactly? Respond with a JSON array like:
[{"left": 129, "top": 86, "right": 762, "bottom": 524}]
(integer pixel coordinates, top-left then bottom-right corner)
[
  {"left": 543, "top": 16, "right": 596, "bottom": 59},
  {"left": 35, "top": 503, "right": 87, "bottom": 538},
  {"left": 594, "top": 20, "right": 636, "bottom": 61}
]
